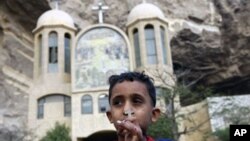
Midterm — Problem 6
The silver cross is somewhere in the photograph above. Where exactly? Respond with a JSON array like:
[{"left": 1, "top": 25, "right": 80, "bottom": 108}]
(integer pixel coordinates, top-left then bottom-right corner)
[
  {"left": 51, "top": 0, "right": 61, "bottom": 9},
  {"left": 92, "top": 2, "right": 109, "bottom": 24},
  {"left": 124, "top": 109, "right": 134, "bottom": 117}
]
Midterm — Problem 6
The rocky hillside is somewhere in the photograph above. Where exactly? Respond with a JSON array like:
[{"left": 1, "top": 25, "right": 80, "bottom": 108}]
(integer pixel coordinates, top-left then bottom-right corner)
[
  {"left": 0, "top": 0, "right": 249, "bottom": 140},
  {"left": 172, "top": 0, "right": 250, "bottom": 95}
]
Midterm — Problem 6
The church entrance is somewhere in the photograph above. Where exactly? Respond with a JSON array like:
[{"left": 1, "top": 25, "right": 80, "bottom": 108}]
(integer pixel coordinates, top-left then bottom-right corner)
[{"left": 77, "top": 130, "right": 117, "bottom": 141}]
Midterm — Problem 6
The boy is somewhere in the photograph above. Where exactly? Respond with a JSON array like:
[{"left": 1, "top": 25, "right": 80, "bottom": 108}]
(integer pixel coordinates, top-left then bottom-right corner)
[{"left": 106, "top": 71, "right": 161, "bottom": 141}]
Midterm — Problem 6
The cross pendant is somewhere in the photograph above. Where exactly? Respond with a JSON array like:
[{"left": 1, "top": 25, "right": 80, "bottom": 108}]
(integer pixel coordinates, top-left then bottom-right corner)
[{"left": 124, "top": 109, "right": 134, "bottom": 117}]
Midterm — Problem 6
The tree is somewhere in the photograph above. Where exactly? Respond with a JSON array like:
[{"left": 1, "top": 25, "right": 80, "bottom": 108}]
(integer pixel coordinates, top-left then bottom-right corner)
[
  {"left": 148, "top": 69, "right": 214, "bottom": 141},
  {"left": 148, "top": 68, "right": 250, "bottom": 141},
  {"left": 40, "top": 122, "right": 71, "bottom": 141}
]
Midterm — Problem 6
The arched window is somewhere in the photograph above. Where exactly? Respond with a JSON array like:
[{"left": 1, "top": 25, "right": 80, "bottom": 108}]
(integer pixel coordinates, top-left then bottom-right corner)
[
  {"left": 38, "top": 35, "right": 43, "bottom": 72},
  {"left": 64, "top": 96, "right": 71, "bottom": 117},
  {"left": 48, "top": 31, "right": 58, "bottom": 72},
  {"left": 37, "top": 97, "right": 45, "bottom": 119},
  {"left": 160, "top": 26, "right": 167, "bottom": 64},
  {"left": 145, "top": 24, "right": 157, "bottom": 64},
  {"left": 37, "top": 94, "right": 71, "bottom": 119},
  {"left": 81, "top": 95, "right": 93, "bottom": 114},
  {"left": 133, "top": 28, "right": 141, "bottom": 67},
  {"left": 64, "top": 33, "right": 71, "bottom": 73},
  {"left": 98, "top": 94, "right": 109, "bottom": 113}
]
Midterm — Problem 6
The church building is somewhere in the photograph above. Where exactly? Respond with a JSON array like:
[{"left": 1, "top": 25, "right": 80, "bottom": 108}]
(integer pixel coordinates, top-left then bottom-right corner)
[{"left": 28, "top": 1, "right": 173, "bottom": 141}]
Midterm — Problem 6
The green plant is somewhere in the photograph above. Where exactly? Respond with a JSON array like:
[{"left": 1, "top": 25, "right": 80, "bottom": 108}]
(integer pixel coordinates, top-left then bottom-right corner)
[
  {"left": 213, "top": 127, "right": 229, "bottom": 141},
  {"left": 147, "top": 115, "right": 173, "bottom": 139},
  {"left": 40, "top": 122, "right": 71, "bottom": 141}
]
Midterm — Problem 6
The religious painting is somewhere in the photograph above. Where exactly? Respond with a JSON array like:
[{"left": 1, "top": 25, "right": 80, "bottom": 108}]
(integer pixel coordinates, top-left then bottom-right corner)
[{"left": 74, "top": 26, "right": 129, "bottom": 90}]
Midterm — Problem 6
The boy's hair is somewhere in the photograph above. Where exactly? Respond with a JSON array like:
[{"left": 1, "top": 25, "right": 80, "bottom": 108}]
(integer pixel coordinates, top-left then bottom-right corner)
[{"left": 108, "top": 71, "right": 156, "bottom": 107}]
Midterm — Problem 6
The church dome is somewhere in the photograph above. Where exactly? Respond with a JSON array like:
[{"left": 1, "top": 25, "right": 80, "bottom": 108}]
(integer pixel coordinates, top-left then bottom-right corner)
[
  {"left": 35, "top": 9, "right": 75, "bottom": 30},
  {"left": 127, "top": 3, "right": 165, "bottom": 24}
]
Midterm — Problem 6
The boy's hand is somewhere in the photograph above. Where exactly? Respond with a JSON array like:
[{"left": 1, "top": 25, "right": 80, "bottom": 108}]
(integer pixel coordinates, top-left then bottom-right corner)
[{"left": 116, "top": 118, "right": 145, "bottom": 141}]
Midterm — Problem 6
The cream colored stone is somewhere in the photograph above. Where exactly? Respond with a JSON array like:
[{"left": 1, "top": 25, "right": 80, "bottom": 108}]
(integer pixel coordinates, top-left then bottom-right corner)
[
  {"left": 35, "top": 9, "right": 76, "bottom": 31},
  {"left": 127, "top": 2, "right": 165, "bottom": 25},
  {"left": 178, "top": 100, "right": 213, "bottom": 141}
]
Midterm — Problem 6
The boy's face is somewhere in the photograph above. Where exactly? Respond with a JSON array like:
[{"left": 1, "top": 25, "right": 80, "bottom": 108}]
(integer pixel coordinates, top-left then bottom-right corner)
[{"left": 106, "top": 80, "right": 160, "bottom": 135}]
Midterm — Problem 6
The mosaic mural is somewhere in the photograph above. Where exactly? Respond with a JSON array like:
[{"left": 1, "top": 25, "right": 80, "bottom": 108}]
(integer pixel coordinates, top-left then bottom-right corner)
[{"left": 74, "top": 27, "right": 129, "bottom": 90}]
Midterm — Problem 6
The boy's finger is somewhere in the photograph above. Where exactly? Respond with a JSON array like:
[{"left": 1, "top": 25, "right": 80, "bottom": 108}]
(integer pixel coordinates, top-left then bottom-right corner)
[{"left": 116, "top": 120, "right": 143, "bottom": 140}]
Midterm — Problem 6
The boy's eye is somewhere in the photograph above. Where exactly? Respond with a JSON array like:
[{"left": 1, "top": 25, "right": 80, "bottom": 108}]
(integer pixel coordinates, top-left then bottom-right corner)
[
  {"left": 112, "top": 99, "right": 123, "bottom": 106},
  {"left": 133, "top": 97, "right": 143, "bottom": 104}
]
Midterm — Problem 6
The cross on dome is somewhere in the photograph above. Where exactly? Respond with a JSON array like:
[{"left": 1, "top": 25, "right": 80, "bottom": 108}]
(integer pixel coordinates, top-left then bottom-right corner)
[
  {"left": 51, "top": 0, "right": 61, "bottom": 9},
  {"left": 92, "top": 2, "right": 109, "bottom": 24}
]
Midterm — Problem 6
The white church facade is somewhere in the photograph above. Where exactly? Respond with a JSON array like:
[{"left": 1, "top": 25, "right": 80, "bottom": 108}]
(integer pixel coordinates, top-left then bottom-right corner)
[{"left": 28, "top": 2, "right": 174, "bottom": 141}]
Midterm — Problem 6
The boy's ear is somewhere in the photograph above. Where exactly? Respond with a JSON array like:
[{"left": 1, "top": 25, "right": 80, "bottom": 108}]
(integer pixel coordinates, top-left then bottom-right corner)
[
  {"left": 106, "top": 110, "right": 114, "bottom": 123},
  {"left": 151, "top": 108, "right": 161, "bottom": 122}
]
